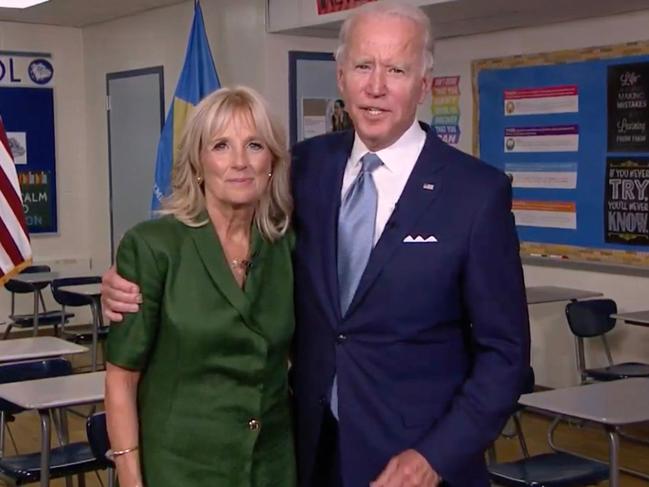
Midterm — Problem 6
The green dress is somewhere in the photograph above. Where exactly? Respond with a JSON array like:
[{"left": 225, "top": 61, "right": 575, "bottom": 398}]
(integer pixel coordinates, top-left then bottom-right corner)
[{"left": 107, "top": 215, "right": 296, "bottom": 487}]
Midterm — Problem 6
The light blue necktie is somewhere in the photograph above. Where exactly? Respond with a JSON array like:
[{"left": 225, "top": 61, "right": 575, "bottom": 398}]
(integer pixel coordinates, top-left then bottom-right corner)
[{"left": 331, "top": 152, "right": 382, "bottom": 418}]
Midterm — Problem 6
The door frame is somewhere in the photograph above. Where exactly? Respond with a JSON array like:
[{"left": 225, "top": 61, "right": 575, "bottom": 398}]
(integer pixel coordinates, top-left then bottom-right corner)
[{"left": 106, "top": 66, "right": 165, "bottom": 261}]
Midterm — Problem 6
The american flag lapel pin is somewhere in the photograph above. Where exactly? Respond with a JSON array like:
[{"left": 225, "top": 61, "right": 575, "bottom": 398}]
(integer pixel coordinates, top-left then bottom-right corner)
[{"left": 422, "top": 183, "right": 435, "bottom": 191}]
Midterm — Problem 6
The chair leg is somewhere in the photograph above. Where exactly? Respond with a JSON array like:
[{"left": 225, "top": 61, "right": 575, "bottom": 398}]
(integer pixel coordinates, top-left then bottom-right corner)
[
  {"left": 6, "top": 423, "right": 18, "bottom": 454},
  {"left": 50, "top": 409, "right": 64, "bottom": 446},
  {"left": 486, "top": 444, "right": 497, "bottom": 465},
  {"left": 108, "top": 467, "right": 116, "bottom": 487},
  {"left": 2, "top": 323, "right": 12, "bottom": 340},
  {"left": 77, "top": 473, "right": 86, "bottom": 487},
  {"left": 94, "top": 470, "right": 106, "bottom": 487},
  {"left": 512, "top": 412, "right": 529, "bottom": 458},
  {"left": 0, "top": 411, "right": 5, "bottom": 457}
]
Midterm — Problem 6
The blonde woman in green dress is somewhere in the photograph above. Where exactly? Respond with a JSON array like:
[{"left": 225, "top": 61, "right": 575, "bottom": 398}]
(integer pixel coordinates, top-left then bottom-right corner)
[{"left": 105, "top": 86, "right": 296, "bottom": 487}]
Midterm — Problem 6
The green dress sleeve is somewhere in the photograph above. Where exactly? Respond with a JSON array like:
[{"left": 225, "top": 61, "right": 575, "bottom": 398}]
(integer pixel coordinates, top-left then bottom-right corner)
[{"left": 106, "top": 227, "right": 165, "bottom": 371}]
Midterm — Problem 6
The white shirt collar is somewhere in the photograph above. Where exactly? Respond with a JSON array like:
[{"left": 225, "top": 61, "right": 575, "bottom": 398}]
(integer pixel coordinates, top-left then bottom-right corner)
[{"left": 348, "top": 119, "right": 426, "bottom": 174}]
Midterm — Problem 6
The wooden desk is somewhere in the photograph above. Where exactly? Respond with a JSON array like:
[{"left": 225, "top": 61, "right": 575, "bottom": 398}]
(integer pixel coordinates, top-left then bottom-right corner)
[
  {"left": 0, "top": 371, "right": 105, "bottom": 487},
  {"left": 0, "top": 337, "right": 87, "bottom": 363},
  {"left": 526, "top": 286, "right": 603, "bottom": 305},
  {"left": 520, "top": 378, "right": 649, "bottom": 487}
]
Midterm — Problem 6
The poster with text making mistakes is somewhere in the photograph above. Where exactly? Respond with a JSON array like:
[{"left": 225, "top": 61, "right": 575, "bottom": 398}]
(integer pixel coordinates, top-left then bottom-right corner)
[
  {"left": 605, "top": 158, "right": 649, "bottom": 245},
  {"left": 608, "top": 62, "right": 649, "bottom": 152},
  {"left": 0, "top": 51, "right": 56, "bottom": 233}
]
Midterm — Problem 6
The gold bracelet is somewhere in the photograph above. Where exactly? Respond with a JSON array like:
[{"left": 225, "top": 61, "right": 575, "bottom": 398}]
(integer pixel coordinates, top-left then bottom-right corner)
[{"left": 105, "top": 445, "right": 139, "bottom": 460}]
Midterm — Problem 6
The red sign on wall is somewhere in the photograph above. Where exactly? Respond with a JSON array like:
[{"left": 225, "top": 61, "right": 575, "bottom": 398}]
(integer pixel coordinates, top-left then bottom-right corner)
[{"left": 316, "top": 0, "right": 377, "bottom": 15}]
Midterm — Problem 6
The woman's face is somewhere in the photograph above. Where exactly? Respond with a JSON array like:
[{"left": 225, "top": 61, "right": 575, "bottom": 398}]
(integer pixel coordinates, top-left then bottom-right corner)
[{"left": 201, "top": 113, "right": 272, "bottom": 211}]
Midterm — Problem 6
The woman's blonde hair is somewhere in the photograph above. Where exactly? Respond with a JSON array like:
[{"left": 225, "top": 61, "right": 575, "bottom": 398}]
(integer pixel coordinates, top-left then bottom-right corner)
[{"left": 159, "top": 85, "right": 292, "bottom": 241}]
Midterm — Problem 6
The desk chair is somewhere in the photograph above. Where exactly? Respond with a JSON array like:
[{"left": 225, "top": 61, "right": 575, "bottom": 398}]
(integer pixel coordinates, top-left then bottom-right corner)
[
  {"left": 86, "top": 412, "right": 115, "bottom": 487},
  {"left": 565, "top": 299, "right": 649, "bottom": 384},
  {"left": 488, "top": 366, "right": 609, "bottom": 486},
  {"left": 3, "top": 266, "right": 73, "bottom": 339},
  {"left": 51, "top": 276, "right": 108, "bottom": 372},
  {"left": 0, "top": 358, "right": 72, "bottom": 458},
  {"left": 489, "top": 415, "right": 609, "bottom": 487},
  {"left": 488, "top": 367, "right": 536, "bottom": 464},
  {"left": 0, "top": 359, "right": 105, "bottom": 486}
]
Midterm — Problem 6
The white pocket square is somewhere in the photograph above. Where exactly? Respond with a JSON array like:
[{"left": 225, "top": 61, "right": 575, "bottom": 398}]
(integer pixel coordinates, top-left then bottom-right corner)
[{"left": 403, "top": 235, "right": 438, "bottom": 243}]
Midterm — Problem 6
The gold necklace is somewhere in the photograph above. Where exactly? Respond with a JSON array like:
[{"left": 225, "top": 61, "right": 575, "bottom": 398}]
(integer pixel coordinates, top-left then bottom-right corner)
[{"left": 230, "top": 258, "right": 252, "bottom": 273}]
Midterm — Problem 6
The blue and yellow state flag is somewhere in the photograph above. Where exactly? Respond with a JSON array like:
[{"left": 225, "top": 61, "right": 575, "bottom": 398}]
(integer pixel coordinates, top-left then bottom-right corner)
[{"left": 151, "top": 0, "right": 220, "bottom": 211}]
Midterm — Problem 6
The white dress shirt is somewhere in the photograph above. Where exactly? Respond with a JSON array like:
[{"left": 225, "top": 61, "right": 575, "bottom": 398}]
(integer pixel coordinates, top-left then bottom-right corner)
[{"left": 341, "top": 119, "right": 426, "bottom": 244}]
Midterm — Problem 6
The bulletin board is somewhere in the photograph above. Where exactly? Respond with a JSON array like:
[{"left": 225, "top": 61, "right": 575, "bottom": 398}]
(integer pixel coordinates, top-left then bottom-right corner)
[
  {"left": 0, "top": 51, "right": 57, "bottom": 234},
  {"left": 473, "top": 41, "right": 649, "bottom": 268}
]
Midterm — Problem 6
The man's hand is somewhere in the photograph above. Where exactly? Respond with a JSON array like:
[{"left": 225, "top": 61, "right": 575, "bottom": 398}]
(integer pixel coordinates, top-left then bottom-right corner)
[
  {"left": 101, "top": 266, "right": 142, "bottom": 323},
  {"left": 370, "top": 449, "right": 441, "bottom": 487}
]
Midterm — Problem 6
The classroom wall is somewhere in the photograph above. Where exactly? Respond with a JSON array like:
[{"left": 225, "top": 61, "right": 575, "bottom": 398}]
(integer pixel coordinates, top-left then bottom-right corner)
[
  {"left": 1, "top": 2, "right": 648, "bottom": 387},
  {"left": 82, "top": 0, "right": 268, "bottom": 272},
  {"left": 0, "top": 21, "right": 90, "bottom": 322},
  {"left": 428, "top": 10, "right": 649, "bottom": 387}
]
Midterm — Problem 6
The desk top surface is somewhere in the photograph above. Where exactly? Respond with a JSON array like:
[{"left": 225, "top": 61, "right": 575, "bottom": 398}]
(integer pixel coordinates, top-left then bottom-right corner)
[
  {"left": 0, "top": 337, "right": 87, "bottom": 363},
  {"left": 10, "top": 272, "right": 100, "bottom": 285},
  {"left": 611, "top": 310, "right": 649, "bottom": 325},
  {"left": 526, "top": 286, "right": 603, "bottom": 305},
  {"left": 520, "top": 378, "right": 649, "bottom": 424},
  {"left": 0, "top": 371, "right": 105, "bottom": 409}
]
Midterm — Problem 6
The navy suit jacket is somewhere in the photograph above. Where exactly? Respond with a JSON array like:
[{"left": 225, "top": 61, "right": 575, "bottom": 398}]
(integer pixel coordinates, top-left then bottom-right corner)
[{"left": 290, "top": 125, "right": 530, "bottom": 486}]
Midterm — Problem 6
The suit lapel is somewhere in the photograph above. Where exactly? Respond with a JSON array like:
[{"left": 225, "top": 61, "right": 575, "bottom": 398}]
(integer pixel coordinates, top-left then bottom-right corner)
[
  {"left": 346, "top": 129, "right": 448, "bottom": 316},
  {"left": 190, "top": 221, "right": 255, "bottom": 329},
  {"left": 319, "top": 131, "right": 354, "bottom": 323}
]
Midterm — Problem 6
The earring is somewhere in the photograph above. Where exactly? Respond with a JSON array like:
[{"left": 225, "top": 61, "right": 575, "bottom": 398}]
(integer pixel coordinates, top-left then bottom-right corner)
[
  {"left": 268, "top": 172, "right": 272, "bottom": 178},
  {"left": 196, "top": 175, "right": 203, "bottom": 184}
]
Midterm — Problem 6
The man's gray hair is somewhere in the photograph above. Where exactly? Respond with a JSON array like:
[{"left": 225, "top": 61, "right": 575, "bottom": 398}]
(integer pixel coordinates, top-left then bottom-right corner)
[{"left": 334, "top": 1, "right": 435, "bottom": 75}]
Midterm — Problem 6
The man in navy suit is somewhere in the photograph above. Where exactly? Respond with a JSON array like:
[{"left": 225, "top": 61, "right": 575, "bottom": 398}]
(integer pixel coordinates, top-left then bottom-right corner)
[{"left": 102, "top": 2, "right": 530, "bottom": 486}]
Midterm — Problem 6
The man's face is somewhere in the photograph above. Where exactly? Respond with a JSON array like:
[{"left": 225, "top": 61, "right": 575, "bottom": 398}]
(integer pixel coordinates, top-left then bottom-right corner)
[{"left": 337, "top": 14, "right": 431, "bottom": 152}]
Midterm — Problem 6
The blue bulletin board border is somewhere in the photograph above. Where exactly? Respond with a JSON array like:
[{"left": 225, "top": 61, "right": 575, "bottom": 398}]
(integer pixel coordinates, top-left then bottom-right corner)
[{"left": 472, "top": 40, "right": 649, "bottom": 269}]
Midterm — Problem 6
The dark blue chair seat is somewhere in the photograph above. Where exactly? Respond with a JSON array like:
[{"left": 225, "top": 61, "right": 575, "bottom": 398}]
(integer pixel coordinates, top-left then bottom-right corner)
[
  {"left": 0, "top": 442, "right": 100, "bottom": 484},
  {"left": 586, "top": 362, "right": 649, "bottom": 381},
  {"left": 489, "top": 452, "right": 609, "bottom": 487},
  {"left": 60, "top": 325, "right": 109, "bottom": 344},
  {"left": 9, "top": 310, "right": 74, "bottom": 328}
]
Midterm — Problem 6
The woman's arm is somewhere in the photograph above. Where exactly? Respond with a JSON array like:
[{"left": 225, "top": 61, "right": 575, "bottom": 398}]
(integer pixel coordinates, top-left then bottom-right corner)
[{"left": 106, "top": 363, "right": 143, "bottom": 487}]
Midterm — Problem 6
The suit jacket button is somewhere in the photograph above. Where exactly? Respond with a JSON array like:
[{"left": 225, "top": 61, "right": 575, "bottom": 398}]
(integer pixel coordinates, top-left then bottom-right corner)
[
  {"left": 336, "top": 333, "right": 347, "bottom": 344},
  {"left": 248, "top": 418, "right": 261, "bottom": 431},
  {"left": 318, "top": 395, "right": 327, "bottom": 405}
]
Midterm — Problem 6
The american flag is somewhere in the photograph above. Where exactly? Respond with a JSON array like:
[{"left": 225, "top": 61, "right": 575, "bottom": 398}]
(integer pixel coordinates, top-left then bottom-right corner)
[{"left": 0, "top": 116, "right": 32, "bottom": 285}]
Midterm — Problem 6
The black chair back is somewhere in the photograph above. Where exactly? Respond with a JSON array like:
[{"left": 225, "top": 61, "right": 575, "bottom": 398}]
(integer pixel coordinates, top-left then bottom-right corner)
[
  {"left": 523, "top": 366, "right": 535, "bottom": 394},
  {"left": 565, "top": 299, "right": 617, "bottom": 338},
  {"left": 5, "top": 265, "right": 52, "bottom": 293},
  {"left": 86, "top": 412, "right": 114, "bottom": 468},
  {"left": 51, "top": 276, "right": 101, "bottom": 307},
  {"left": 0, "top": 358, "right": 72, "bottom": 415}
]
